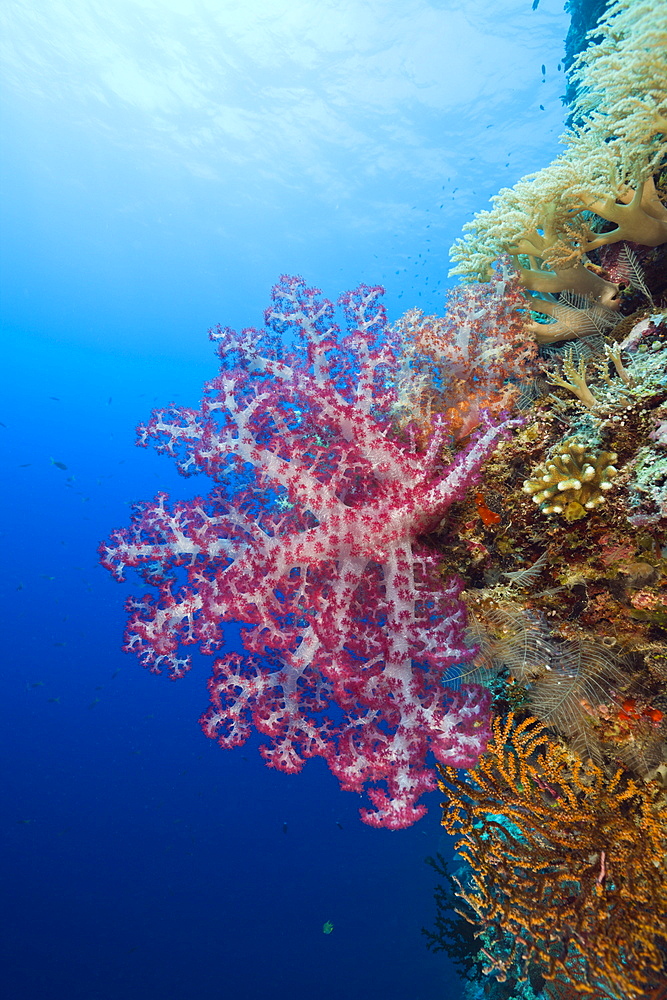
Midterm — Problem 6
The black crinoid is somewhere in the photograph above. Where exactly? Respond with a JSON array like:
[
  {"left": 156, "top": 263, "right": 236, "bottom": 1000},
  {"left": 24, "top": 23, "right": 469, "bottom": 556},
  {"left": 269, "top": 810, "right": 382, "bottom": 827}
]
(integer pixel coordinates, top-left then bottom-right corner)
[{"left": 466, "top": 602, "right": 667, "bottom": 776}]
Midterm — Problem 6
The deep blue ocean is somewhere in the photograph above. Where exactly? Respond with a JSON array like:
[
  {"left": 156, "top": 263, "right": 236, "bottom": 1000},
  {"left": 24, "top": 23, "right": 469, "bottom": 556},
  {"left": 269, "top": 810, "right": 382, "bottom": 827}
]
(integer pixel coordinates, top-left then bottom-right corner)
[{"left": 2, "top": 3, "right": 570, "bottom": 998}]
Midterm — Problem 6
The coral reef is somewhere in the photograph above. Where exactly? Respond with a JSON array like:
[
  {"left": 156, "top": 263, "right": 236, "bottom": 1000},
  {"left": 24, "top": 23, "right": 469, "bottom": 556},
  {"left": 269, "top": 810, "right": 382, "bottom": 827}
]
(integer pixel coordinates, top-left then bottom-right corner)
[
  {"left": 562, "top": 0, "right": 610, "bottom": 112},
  {"left": 419, "top": 5, "right": 667, "bottom": 993},
  {"left": 466, "top": 601, "right": 666, "bottom": 777},
  {"left": 427, "top": 300, "right": 667, "bottom": 786},
  {"left": 101, "top": 0, "right": 667, "bottom": 994}
]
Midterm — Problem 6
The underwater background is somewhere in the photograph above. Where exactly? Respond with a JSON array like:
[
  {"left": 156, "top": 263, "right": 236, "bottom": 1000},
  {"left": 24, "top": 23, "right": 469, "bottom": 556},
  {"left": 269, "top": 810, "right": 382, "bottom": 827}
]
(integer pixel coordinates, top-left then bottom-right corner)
[{"left": 1, "top": 2, "right": 602, "bottom": 998}]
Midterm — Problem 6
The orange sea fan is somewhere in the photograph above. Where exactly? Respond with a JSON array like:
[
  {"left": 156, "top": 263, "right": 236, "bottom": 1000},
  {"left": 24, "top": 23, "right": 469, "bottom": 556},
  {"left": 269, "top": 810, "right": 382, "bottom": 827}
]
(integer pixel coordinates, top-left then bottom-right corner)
[{"left": 438, "top": 713, "right": 667, "bottom": 998}]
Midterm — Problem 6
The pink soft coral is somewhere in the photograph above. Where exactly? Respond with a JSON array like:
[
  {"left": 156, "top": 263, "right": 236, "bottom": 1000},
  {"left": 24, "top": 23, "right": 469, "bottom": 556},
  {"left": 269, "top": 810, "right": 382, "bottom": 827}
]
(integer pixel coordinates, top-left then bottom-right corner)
[
  {"left": 393, "top": 268, "right": 536, "bottom": 442},
  {"left": 100, "top": 277, "right": 515, "bottom": 827}
]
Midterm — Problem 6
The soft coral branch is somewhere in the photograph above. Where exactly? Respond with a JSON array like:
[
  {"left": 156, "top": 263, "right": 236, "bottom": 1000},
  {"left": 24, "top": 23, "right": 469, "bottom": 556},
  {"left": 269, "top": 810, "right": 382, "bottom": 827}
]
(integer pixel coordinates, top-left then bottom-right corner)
[{"left": 101, "top": 276, "right": 515, "bottom": 828}]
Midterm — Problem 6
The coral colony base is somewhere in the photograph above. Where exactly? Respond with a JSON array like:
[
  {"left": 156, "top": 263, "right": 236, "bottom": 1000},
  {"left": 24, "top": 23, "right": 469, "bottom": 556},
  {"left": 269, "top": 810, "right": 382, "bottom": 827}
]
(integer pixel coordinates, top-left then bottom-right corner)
[{"left": 102, "top": 1, "right": 667, "bottom": 997}]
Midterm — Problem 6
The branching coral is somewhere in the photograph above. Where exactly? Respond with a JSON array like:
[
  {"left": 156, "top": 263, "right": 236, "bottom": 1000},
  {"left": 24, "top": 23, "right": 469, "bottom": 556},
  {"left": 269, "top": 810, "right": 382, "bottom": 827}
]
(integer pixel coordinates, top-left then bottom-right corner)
[
  {"left": 392, "top": 269, "right": 535, "bottom": 442},
  {"left": 546, "top": 351, "right": 599, "bottom": 408},
  {"left": 437, "top": 713, "right": 667, "bottom": 999},
  {"left": 568, "top": 0, "right": 667, "bottom": 163},
  {"left": 522, "top": 437, "right": 618, "bottom": 521},
  {"left": 449, "top": 0, "right": 667, "bottom": 341},
  {"left": 101, "top": 277, "right": 514, "bottom": 829},
  {"left": 449, "top": 184, "right": 622, "bottom": 315}
]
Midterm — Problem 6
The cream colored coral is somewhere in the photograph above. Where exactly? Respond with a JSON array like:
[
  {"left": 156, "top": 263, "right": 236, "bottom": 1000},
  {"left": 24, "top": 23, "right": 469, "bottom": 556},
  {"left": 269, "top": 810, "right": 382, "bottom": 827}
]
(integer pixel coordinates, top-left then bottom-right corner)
[
  {"left": 522, "top": 438, "right": 618, "bottom": 521},
  {"left": 546, "top": 350, "right": 597, "bottom": 408},
  {"left": 450, "top": 139, "right": 666, "bottom": 297},
  {"left": 524, "top": 296, "right": 619, "bottom": 344},
  {"left": 569, "top": 0, "right": 667, "bottom": 166},
  {"left": 603, "top": 342, "right": 635, "bottom": 386},
  {"left": 449, "top": 0, "right": 667, "bottom": 339}
]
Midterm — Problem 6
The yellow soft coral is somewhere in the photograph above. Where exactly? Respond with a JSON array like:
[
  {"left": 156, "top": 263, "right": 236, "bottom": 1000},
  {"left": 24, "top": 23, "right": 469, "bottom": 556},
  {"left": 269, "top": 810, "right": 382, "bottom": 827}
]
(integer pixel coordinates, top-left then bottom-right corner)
[{"left": 449, "top": 0, "right": 667, "bottom": 343}]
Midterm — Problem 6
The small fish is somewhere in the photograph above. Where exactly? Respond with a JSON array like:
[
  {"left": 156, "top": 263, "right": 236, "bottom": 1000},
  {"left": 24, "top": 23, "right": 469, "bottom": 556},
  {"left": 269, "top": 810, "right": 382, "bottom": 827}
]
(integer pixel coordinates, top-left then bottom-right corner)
[
  {"left": 541, "top": 64, "right": 546, "bottom": 76},
  {"left": 47, "top": 697, "right": 60, "bottom": 704},
  {"left": 88, "top": 698, "right": 100, "bottom": 709},
  {"left": 50, "top": 459, "right": 68, "bottom": 470},
  {"left": 49, "top": 396, "right": 60, "bottom": 401},
  {"left": 336, "top": 821, "right": 344, "bottom": 830},
  {"left": 323, "top": 921, "right": 334, "bottom": 935},
  {"left": 532, "top": 0, "right": 540, "bottom": 8},
  {"left": 0, "top": 421, "right": 6, "bottom": 428},
  {"left": 539, "top": 104, "right": 545, "bottom": 110},
  {"left": 19, "top": 463, "right": 31, "bottom": 467},
  {"left": 282, "top": 822, "right": 288, "bottom": 834}
]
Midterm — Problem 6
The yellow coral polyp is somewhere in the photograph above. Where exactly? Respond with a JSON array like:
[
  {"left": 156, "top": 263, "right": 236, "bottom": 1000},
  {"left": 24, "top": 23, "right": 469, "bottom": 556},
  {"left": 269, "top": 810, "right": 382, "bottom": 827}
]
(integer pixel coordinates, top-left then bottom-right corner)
[{"left": 522, "top": 437, "right": 618, "bottom": 520}]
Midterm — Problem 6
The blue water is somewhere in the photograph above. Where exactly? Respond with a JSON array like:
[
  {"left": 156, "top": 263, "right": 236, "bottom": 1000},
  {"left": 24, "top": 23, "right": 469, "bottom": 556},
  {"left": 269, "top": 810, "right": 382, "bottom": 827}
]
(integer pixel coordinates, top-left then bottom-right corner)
[{"left": 2, "top": 3, "right": 569, "bottom": 998}]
